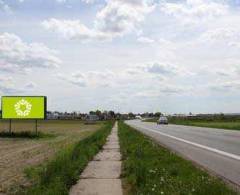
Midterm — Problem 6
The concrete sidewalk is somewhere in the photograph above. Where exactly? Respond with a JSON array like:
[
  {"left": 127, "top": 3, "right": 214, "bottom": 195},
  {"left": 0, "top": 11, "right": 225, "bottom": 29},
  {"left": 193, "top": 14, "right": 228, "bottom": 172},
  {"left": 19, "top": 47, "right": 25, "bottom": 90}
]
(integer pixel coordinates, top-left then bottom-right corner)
[{"left": 70, "top": 122, "right": 123, "bottom": 195}]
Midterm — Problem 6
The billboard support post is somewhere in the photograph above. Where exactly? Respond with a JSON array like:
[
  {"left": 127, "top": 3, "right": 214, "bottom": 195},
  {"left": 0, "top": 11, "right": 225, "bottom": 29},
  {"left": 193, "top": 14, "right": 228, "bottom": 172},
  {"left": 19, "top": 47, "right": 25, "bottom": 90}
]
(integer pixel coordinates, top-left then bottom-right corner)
[
  {"left": 35, "top": 120, "right": 38, "bottom": 134},
  {"left": 9, "top": 119, "right": 12, "bottom": 133}
]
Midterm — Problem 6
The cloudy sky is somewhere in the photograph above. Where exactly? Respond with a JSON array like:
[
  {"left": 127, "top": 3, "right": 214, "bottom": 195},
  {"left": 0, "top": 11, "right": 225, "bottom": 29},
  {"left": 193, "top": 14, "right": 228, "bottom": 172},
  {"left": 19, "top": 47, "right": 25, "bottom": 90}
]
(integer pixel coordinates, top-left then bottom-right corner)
[{"left": 0, "top": 0, "right": 240, "bottom": 114}]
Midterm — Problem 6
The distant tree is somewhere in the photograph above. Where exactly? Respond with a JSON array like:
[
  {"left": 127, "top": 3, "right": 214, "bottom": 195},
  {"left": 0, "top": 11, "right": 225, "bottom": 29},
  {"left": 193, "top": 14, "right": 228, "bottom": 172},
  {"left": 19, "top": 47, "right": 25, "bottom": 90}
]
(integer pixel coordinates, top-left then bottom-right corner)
[
  {"left": 149, "top": 112, "right": 154, "bottom": 117},
  {"left": 108, "top": 111, "right": 115, "bottom": 118},
  {"left": 96, "top": 110, "right": 102, "bottom": 116},
  {"left": 72, "top": 111, "right": 77, "bottom": 116},
  {"left": 115, "top": 113, "right": 121, "bottom": 120},
  {"left": 128, "top": 112, "right": 135, "bottom": 118},
  {"left": 154, "top": 112, "right": 162, "bottom": 117},
  {"left": 89, "top": 111, "right": 96, "bottom": 115},
  {"left": 95, "top": 110, "right": 103, "bottom": 120},
  {"left": 219, "top": 113, "right": 225, "bottom": 120}
]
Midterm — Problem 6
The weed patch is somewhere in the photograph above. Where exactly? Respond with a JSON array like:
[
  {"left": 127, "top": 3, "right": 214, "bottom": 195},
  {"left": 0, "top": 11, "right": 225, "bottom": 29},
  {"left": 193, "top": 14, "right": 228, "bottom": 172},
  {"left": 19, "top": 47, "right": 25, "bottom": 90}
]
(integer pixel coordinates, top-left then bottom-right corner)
[
  {"left": 20, "top": 121, "right": 114, "bottom": 195},
  {"left": 0, "top": 131, "right": 54, "bottom": 139},
  {"left": 144, "top": 118, "right": 240, "bottom": 131},
  {"left": 119, "top": 121, "right": 238, "bottom": 195}
]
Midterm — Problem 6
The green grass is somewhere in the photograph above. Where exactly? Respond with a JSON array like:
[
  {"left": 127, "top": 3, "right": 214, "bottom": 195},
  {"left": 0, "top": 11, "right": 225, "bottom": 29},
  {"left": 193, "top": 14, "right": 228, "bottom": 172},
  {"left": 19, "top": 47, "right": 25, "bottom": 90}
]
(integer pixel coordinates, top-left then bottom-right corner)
[
  {"left": 20, "top": 121, "right": 114, "bottom": 195},
  {"left": 0, "top": 131, "right": 55, "bottom": 139},
  {"left": 144, "top": 118, "right": 240, "bottom": 131},
  {"left": 119, "top": 121, "right": 238, "bottom": 195},
  {"left": 144, "top": 118, "right": 158, "bottom": 123},
  {"left": 169, "top": 119, "right": 240, "bottom": 131}
]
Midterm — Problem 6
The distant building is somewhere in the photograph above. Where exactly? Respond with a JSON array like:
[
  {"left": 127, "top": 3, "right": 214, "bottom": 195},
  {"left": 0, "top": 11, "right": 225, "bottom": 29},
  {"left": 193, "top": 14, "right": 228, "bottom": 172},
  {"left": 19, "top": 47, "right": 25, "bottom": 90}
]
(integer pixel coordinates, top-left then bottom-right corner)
[
  {"left": 85, "top": 114, "right": 99, "bottom": 124},
  {"left": 47, "top": 111, "right": 59, "bottom": 119},
  {"left": 47, "top": 111, "right": 85, "bottom": 120}
]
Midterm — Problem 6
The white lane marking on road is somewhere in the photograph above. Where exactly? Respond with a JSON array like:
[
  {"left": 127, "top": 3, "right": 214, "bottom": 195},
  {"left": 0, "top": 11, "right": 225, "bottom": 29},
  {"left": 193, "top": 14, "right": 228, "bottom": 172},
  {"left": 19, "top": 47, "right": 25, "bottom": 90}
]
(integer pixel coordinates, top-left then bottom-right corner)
[{"left": 131, "top": 123, "right": 240, "bottom": 161}]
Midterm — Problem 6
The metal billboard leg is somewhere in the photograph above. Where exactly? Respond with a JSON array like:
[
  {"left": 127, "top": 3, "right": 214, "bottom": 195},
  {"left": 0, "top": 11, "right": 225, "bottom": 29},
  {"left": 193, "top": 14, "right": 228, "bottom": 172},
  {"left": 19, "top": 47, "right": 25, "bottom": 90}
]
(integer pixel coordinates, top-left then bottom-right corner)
[
  {"left": 9, "top": 119, "right": 12, "bottom": 133},
  {"left": 35, "top": 119, "right": 38, "bottom": 135}
]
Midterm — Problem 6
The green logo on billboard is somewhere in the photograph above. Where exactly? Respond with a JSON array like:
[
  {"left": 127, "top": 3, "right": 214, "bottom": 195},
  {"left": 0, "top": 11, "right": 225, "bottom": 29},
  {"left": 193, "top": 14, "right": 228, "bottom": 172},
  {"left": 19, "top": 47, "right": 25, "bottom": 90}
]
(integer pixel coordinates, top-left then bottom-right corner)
[{"left": 14, "top": 99, "right": 32, "bottom": 117}]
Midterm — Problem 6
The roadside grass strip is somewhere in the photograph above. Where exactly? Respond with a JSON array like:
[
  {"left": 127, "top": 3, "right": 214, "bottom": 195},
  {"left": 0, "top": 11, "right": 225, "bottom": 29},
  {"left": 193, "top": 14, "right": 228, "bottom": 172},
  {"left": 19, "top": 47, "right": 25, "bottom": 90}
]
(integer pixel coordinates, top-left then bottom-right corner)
[
  {"left": 21, "top": 121, "right": 114, "bottom": 195},
  {"left": 119, "top": 121, "right": 238, "bottom": 195},
  {"left": 0, "top": 131, "right": 55, "bottom": 139},
  {"left": 169, "top": 120, "right": 240, "bottom": 131},
  {"left": 145, "top": 118, "right": 240, "bottom": 131}
]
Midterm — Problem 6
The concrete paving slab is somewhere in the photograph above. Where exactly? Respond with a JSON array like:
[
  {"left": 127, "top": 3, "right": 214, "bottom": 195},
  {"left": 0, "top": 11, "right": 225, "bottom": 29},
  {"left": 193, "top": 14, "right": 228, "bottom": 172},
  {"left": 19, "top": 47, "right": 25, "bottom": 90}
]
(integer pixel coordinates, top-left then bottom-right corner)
[
  {"left": 106, "top": 141, "right": 119, "bottom": 145},
  {"left": 108, "top": 134, "right": 118, "bottom": 136},
  {"left": 70, "top": 122, "right": 123, "bottom": 195},
  {"left": 80, "top": 161, "right": 121, "bottom": 179},
  {"left": 104, "top": 142, "right": 120, "bottom": 146},
  {"left": 103, "top": 144, "right": 120, "bottom": 149},
  {"left": 104, "top": 143, "right": 120, "bottom": 147},
  {"left": 94, "top": 150, "right": 121, "bottom": 161},
  {"left": 108, "top": 136, "right": 118, "bottom": 139},
  {"left": 108, "top": 134, "right": 118, "bottom": 137},
  {"left": 70, "top": 179, "right": 122, "bottom": 195},
  {"left": 107, "top": 138, "right": 119, "bottom": 142},
  {"left": 104, "top": 148, "right": 120, "bottom": 152}
]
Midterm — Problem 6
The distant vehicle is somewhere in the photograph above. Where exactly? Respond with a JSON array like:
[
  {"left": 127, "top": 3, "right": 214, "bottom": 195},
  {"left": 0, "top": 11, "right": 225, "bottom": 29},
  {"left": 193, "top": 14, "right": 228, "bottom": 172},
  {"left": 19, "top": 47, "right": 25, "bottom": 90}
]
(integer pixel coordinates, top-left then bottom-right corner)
[
  {"left": 157, "top": 116, "right": 168, "bottom": 124},
  {"left": 135, "top": 115, "right": 142, "bottom": 120}
]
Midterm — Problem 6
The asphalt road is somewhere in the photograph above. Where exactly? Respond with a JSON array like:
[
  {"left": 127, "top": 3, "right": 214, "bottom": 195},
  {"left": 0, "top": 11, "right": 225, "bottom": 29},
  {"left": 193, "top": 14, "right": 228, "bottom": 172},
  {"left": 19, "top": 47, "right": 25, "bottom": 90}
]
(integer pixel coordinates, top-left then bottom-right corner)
[{"left": 125, "top": 120, "right": 240, "bottom": 187}]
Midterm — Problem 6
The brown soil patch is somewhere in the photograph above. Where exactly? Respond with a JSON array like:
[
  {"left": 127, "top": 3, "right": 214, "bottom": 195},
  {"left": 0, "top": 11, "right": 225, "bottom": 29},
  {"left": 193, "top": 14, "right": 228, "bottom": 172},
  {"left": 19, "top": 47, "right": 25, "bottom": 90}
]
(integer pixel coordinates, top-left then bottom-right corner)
[{"left": 0, "top": 120, "right": 102, "bottom": 194}]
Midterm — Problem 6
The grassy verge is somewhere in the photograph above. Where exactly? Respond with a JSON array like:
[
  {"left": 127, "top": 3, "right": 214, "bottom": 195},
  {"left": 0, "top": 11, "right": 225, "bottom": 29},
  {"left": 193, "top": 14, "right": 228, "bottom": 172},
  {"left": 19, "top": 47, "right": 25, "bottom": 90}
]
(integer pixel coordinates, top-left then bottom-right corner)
[
  {"left": 20, "top": 121, "right": 114, "bottom": 195},
  {"left": 0, "top": 131, "right": 55, "bottom": 139},
  {"left": 119, "top": 121, "right": 238, "bottom": 195},
  {"left": 169, "top": 119, "right": 240, "bottom": 131},
  {"left": 144, "top": 118, "right": 240, "bottom": 131},
  {"left": 144, "top": 118, "right": 158, "bottom": 123}
]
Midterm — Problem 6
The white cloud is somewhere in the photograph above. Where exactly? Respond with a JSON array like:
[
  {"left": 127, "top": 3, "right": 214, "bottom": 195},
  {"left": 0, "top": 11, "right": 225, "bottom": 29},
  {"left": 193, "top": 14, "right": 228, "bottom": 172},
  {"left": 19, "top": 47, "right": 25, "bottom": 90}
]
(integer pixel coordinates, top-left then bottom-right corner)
[
  {"left": 200, "top": 28, "right": 240, "bottom": 44},
  {"left": 95, "top": 0, "right": 155, "bottom": 36},
  {"left": 142, "top": 62, "right": 191, "bottom": 78},
  {"left": 57, "top": 62, "right": 190, "bottom": 91},
  {"left": 137, "top": 36, "right": 154, "bottom": 43},
  {"left": 0, "top": 85, "right": 22, "bottom": 94},
  {"left": 209, "top": 80, "right": 240, "bottom": 92},
  {"left": 42, "top": 0, "right": 155, "bottom": 41},
  {"left": 0, "top": 0, "right": 11, "bottom": 13},
  {"left": 56, "top": 0, "right": 67, "bottom": 2},
  {"left": 56, "top": 0, "right": 95, "bottom": 3},
  {"left": 214, "top": 64, "right": 240, "bottom": 78},
  {"left": 145, "top": 63, "right": 178, "bottom": 75},
  {"left": 57, "top": 70, "right": 115, "bottom": 88},
  {"left": 134, "top": 85, "right": 186, "bottom": 97},
  {"left": 0, "top": 33, "right": 61, "bottom": 73},
  {"left": 42, "top": 18, "right": 109, "bottom": 41},
  {"left": 3, "top": 0, "right": 240, "bottom": 113},
  {"left": 0, "top": 76, "right": 33, "bottom": 94},
  {"left": 81, "top": 0, "right": 96, "bottom": 3},
  {"left": 160, "top": 0, "right": 228, "bottom": 25},
  {"left": 24, "top": 82, "right": 37, "bottom": 89}
]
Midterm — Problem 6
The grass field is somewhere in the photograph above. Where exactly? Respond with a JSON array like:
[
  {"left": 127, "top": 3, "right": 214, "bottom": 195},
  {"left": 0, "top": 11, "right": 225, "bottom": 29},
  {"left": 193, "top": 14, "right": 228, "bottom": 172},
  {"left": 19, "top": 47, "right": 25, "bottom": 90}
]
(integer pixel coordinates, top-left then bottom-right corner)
[
  {"left": 22, "top": 121, "right": 113, "bottom": 195},
  {"left": 144, "top": 118, "right": 240, "bottom": 131},
  {"left": 119, "top": 121, "right": 238, "bottom": 195},
  {"left": 0, "top": 120, "right": 104, "bottom": 194}
]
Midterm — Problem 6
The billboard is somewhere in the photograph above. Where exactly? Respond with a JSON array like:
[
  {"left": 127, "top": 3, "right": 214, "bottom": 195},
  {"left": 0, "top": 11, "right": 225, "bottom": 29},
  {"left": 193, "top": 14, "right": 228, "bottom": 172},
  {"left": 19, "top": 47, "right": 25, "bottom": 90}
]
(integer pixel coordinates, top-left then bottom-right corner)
[{"left": 1, "top": 96, "right": 47, "bottom": 119}]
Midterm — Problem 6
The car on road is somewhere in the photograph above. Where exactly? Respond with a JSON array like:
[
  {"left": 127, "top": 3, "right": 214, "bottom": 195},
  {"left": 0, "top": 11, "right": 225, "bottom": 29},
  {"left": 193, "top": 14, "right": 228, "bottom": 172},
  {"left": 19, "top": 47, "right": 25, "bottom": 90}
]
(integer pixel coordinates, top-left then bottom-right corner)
[
  {"left": 135, "top": 115, "right": 142, "bottom": 120},
  {"left": 157, "top": 116, "right": 168, "bottom": 124}
]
